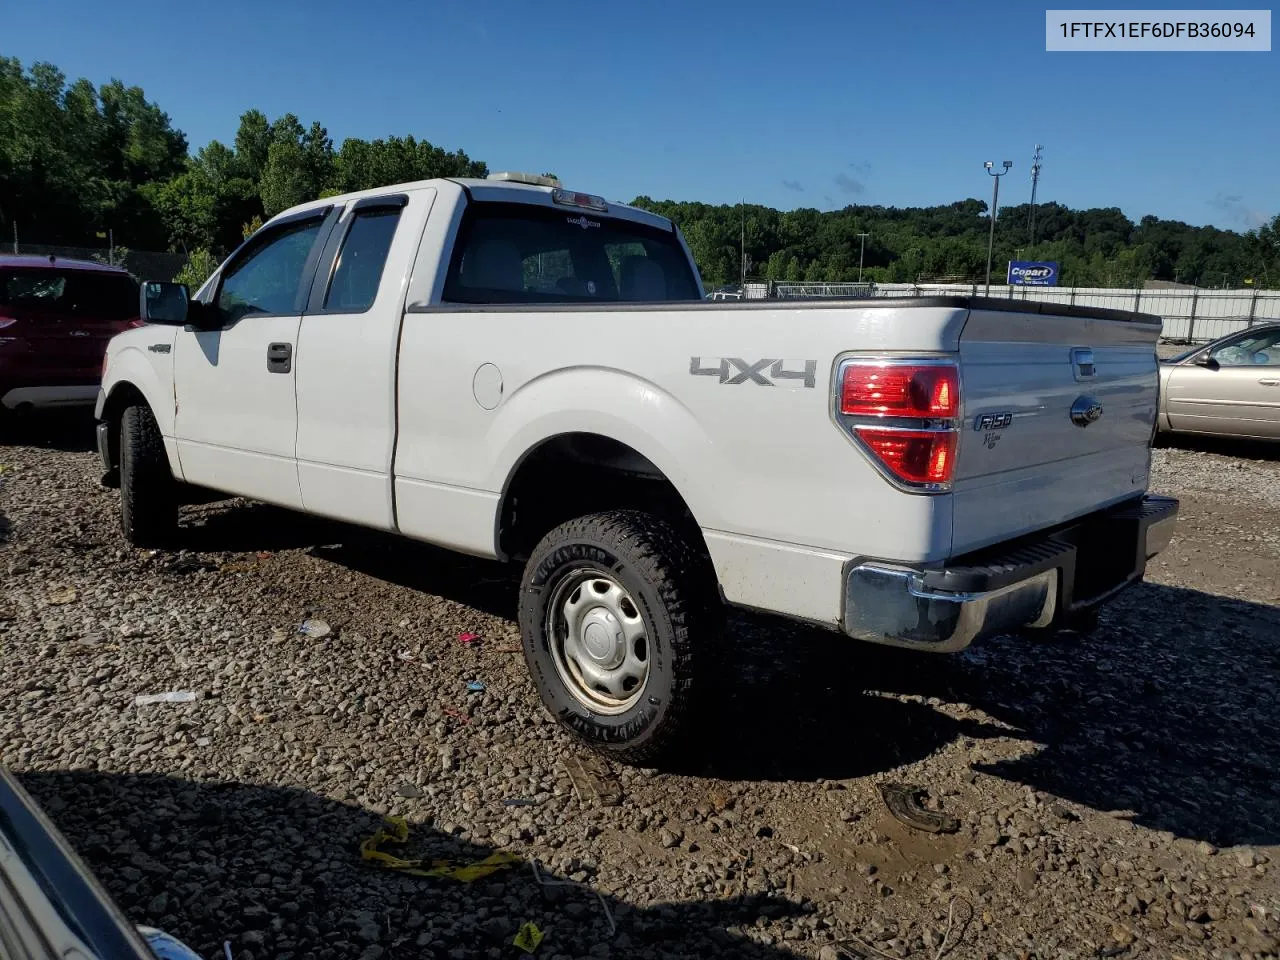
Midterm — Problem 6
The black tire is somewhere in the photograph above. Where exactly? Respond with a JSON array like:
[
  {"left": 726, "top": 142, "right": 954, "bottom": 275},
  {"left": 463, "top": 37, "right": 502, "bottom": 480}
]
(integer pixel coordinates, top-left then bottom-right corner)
[
  {"left": 518, "top": 509, "right": 719, "bottom": 766},
  {"left": 119, "top": 403, "right": 178, "bottom": 547}
]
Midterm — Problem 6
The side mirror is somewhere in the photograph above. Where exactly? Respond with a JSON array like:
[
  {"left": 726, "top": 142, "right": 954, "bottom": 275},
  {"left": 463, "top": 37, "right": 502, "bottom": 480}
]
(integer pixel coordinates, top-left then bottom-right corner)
[
  {"left": 140, "top": 282, "right": 219, "bottom": 331},
  {"left": 1194, "top": 354, "right": 1220, "bottom": 371},
  {"left": 140, "top": 281, "right": 190, "bottom": 326}
]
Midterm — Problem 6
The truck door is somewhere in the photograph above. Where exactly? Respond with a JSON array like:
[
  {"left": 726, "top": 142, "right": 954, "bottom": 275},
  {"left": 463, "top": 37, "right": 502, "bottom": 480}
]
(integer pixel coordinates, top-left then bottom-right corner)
[
  {"left": 172, "top": 207, "right": 337, "bottom": 508},
  {"left": 294, "top": 189, "right": 435, "bottom": 528}
]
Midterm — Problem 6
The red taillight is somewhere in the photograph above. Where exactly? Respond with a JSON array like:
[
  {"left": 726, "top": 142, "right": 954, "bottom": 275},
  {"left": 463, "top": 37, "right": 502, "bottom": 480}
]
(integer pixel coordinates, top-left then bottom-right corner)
[
  {"left": 855, "top": 428, "right": 957, "bottom": 486},
  {"left": 840, "top": 363, "right": 958, "bottom": 418},
  {"left": 835, "top": 358, "right": 962, "bottom": 490}
]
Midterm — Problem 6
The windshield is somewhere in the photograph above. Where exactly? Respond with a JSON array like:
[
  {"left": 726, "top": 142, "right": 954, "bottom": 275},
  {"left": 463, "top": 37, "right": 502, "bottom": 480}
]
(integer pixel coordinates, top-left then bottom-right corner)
[
  {"left": 442, "top": 202, "right": 700, "bottom": 305},
  {"left": 0, "top": 268, "right": 139, "bottom": 321}
]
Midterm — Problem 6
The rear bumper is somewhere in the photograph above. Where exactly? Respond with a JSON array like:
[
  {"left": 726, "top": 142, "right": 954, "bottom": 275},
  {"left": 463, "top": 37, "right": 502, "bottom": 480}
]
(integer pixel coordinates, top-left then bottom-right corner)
[{"left": 842, "top": 494, "right": 1179, "bottom": 652}]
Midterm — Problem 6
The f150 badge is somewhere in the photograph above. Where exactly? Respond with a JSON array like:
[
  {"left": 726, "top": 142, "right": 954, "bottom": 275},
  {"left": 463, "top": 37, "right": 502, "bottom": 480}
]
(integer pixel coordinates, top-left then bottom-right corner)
[
  {"left": 689, "top": 357, "right": 817, "bottom": 389},
  {"left": 974, "top": 412, "right": 1012, "bottom": 432},
  {"left": 974, "top": 411, "right": 1012, "bottom": 449}
]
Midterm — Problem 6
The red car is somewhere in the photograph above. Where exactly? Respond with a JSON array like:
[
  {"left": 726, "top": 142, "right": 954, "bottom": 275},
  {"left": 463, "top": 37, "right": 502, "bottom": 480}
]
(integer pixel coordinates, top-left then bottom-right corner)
[{"left": 0, "top": 254, "right": 142, "bottom": 420}]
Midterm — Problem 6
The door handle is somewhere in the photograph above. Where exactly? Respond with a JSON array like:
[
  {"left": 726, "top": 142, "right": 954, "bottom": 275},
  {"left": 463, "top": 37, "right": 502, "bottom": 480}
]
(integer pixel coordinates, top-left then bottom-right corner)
[
  {"left": 266, "top": 342, "right": 292, "bottom": 374},
  {"left": 1259, "top": 378, "right": 1280, "bottom": 387}
]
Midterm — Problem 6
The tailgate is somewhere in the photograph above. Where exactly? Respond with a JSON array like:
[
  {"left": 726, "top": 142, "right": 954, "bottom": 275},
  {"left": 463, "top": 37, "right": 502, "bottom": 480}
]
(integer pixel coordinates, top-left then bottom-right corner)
[{"left": 951, "top": 305, "right": 1161, "bottom": 556}]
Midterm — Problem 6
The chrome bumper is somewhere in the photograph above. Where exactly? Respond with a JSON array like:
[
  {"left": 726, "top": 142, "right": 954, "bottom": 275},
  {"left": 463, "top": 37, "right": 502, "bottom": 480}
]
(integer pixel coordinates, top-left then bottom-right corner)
[
  {"left": 843, "top": 565, "right": 1058, "bottom": 653},
  {"left": 842, "top": 494, "right": 1179, "bottom": 653}
]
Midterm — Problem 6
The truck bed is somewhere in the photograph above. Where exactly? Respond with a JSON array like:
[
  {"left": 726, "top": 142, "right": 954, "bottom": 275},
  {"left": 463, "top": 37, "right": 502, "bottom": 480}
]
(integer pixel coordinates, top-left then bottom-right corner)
[{"left": 395, "top": 295, "right": 1162, "bottom": 623}]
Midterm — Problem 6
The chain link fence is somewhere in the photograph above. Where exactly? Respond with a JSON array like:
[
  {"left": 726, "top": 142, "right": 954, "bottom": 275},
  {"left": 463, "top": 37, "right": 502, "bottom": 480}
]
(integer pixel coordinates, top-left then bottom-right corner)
[{"left": 9, "top": 243, "right": 186, "bottom": 282}]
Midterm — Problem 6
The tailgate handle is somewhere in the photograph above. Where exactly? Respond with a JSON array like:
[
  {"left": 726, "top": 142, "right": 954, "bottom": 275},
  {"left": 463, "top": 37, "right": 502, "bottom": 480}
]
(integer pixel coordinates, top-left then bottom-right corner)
[
  {"left": 266, "top": 342, "right": 292, "bottom": 374},
  {"left": 1070, "top": 347, "right": 1096, "bottom": 380}
]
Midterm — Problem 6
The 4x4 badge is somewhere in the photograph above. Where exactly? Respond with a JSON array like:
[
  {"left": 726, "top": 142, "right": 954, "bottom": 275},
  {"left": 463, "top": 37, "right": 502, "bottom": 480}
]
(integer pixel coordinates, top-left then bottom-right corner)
[{"left": 689, "top": 357, "right": 817, "bottom": 388}]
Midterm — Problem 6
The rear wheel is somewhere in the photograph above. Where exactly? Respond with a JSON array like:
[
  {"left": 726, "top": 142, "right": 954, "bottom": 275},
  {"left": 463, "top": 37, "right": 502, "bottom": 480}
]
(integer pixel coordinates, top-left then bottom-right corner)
[
  {"left": 119, "top": 404, "right": 178, "bottom": 547},
  {"left": 518, "top": 510, "right": 718, "bottom": 766}
]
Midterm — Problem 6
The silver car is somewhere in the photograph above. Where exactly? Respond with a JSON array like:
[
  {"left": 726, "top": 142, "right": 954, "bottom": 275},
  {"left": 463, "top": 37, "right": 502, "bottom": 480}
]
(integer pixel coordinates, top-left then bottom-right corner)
[
  {"left": 0, "top": 766, "right": 202, "bottom": 960},
  {"left": 1158, "top": 322, "right": 1280, "bottom": 440}
]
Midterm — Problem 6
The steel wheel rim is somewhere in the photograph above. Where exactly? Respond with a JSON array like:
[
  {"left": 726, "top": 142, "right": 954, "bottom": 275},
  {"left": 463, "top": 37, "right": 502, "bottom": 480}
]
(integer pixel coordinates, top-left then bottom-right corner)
[{"left": 546, "top": 568, "right": 650, "bottom": 714}]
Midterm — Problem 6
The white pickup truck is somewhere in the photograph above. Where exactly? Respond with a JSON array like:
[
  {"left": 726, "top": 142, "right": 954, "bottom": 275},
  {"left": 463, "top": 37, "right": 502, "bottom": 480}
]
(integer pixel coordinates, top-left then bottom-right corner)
[{"left": 96, "top": 172, "right": 1178, "bottom": 763}]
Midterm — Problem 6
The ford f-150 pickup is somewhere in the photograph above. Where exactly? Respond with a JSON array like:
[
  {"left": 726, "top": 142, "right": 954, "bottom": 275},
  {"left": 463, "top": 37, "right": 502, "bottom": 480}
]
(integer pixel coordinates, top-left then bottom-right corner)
[{"left": 95, "top": 171, "right": 1178, "bottom": 763}]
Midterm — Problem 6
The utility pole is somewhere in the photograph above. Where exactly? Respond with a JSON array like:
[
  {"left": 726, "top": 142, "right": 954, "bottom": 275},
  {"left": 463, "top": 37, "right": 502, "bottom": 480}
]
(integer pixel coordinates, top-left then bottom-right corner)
[
  {"left": 740, "top": 199, "right": 746, "bottom": 287},
  {"left": 1028, "top": 144, "right": 1043, "bottom": 245},
  {"left": 11, "top": 221, "right": 16, "bottom": 255},
  {"left": 984, "top": 160, "right": 1013, "bottom": 297},
  {"left": 856, "top": 233, "right": 869, "bottom": 283},
  {"left": 109, "top": 228, "right": 114, "bottom": 266}
]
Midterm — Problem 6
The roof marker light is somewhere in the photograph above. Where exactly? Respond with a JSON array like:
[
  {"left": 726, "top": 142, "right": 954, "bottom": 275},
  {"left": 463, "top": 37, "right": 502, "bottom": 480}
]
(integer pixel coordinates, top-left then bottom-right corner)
[{"left": 487, "top": 171, "right": 562, "bottom": 188}]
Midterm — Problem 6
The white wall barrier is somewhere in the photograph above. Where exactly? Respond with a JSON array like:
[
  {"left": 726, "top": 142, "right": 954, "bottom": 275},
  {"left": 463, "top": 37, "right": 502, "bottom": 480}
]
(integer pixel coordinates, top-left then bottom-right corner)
[{"left": 765, "top": 281, "right": 1280, "bottom": 342}]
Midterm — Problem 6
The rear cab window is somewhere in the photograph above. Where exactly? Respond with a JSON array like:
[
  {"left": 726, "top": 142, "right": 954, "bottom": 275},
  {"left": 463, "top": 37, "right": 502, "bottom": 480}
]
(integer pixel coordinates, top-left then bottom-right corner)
[{"left": 442, "top": 202, "right": 700, "bottom": 305}]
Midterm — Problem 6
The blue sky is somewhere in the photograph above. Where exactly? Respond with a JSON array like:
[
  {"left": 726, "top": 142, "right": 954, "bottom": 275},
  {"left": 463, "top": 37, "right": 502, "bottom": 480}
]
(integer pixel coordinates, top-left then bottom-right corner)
[{"left": 6, "top": 0, "right": 1277, "bottom": 230}]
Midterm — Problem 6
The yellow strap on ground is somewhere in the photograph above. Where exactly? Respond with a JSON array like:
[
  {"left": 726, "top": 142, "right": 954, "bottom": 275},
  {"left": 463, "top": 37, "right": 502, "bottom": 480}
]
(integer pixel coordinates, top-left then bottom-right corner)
[
  {"left": 513, "top": 922, "right": 544, "bottom": 953},
  {"left": 359, "top": 816, "right": 521, "bottom": 882}
]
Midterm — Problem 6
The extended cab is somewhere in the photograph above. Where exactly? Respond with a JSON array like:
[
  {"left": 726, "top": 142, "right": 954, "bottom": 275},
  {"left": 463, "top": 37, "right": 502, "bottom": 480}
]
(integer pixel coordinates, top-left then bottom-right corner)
[{"left": 95, "top": 172, "right": 1178, "bottom": 763}]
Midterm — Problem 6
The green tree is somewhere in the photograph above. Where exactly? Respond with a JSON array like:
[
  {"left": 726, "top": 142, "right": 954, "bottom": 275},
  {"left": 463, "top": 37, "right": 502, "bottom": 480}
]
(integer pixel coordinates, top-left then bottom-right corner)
[
  {"left": 173, "top": 247, "right": 219, "bottom": 290},
  {"left": 260, "top": 138, "right": 311, "bottom": 217},
  {"left": 233, "top": 109, "right": 271, "bottom": 183}
]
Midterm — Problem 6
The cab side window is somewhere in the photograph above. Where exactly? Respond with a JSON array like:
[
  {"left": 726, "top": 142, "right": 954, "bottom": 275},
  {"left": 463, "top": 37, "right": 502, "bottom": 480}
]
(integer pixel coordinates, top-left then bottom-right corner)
[
  {"left": 322, "top": 208, "right": 402, "bottom": 312},
  {"left": 216, "top": 218, "right": 325, "bottom": 324}
]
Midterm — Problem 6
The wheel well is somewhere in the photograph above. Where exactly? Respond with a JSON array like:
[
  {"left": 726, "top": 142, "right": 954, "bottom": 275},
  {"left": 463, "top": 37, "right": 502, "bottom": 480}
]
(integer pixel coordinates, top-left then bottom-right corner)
[
  {"left": 99, "top": 383, "right": 148, "bottom": 472},
  {"left": 498, "top": 433, "right": 710, "bottom": 563}
]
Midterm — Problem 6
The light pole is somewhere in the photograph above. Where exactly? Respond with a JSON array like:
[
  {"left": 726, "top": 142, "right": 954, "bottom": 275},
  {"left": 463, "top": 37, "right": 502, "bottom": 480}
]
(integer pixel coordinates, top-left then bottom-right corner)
[
  {"left": 984, "top": 160, "right": 1013, "bottom": 296},
  {"left": 856, "top": 232, "right": 869, "bottom": 283}
]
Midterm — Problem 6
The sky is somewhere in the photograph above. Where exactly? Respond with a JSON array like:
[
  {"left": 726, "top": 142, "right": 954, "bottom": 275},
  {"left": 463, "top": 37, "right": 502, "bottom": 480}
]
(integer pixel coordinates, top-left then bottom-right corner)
[{"left": 5, "top": 0, "right": 1278, "bottom": 230}]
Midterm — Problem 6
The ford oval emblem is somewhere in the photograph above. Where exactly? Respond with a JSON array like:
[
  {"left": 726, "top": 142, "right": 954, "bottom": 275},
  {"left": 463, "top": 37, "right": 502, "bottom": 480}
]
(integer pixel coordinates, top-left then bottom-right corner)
[{"left": 1070, "top": 395, "right": 1104, "bottom": 427}]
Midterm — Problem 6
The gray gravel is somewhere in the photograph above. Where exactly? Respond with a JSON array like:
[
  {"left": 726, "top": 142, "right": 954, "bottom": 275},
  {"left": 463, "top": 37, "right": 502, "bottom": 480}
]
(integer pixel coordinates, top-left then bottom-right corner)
[
  {"left": 1153, "top": 443, "right": 1280, "bottom": 509},
  {"left": 2, "top": 414, "right": 1279, "bottom": 960}
]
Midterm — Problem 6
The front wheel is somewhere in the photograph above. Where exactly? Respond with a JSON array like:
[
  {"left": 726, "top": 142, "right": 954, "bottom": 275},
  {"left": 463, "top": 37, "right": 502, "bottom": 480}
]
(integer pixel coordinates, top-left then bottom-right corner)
[
  {"left": 518, "top": 510, "right": 718, "bottom": 766},
  {"left": 119, "top": 404, "right": 178, "bottom": 547}
]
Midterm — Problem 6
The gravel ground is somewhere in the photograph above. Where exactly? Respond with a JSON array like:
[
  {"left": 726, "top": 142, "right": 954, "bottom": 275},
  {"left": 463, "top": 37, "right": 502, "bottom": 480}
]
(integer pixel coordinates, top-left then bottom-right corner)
[{"left": 2, "top": 414, "right": 1279, "bottom": 960}]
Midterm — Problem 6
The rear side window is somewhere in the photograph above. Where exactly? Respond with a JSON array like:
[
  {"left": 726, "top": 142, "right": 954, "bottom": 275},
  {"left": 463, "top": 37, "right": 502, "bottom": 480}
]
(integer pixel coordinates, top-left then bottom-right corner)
[
  {"left": 442, "top": 202, "right": 699, "bottom": 305},
  {"left": 323, "top": 208, "right": 402, "bottom": 312},
  {"left": 0, "top": 269, "right": 139, "bottom": 321}
]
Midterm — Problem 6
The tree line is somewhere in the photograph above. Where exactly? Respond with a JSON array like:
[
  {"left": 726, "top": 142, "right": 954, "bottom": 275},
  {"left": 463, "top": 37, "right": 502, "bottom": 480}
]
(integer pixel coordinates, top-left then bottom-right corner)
[
  {"left": 2, "top": 56, "right": 1277, "bottom": 290},
  {"left": 634, "top": 197, "right": 1280, "bottom": 290}
]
